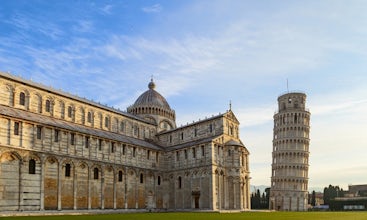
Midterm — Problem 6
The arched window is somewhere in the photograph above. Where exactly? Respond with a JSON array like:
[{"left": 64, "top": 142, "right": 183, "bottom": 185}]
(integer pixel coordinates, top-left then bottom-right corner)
[
  {"left": 45, "top": 100, "right": 51, "bottom": 112},
  {"left": 65, "top": 164, "right": 71, "bottom": 177},
  {"left": 68, "top": 106, "right": 72, "bottom": 118},
  {"left": 122, "top": 144, "right": 126, "bottom": 155},
  {"left": 118, "top": 171, "right": 123, "bottom": 182},
  {"left": 133, "top": 126, "right": 139, "bottom": 136},
  {"left": 178, "top": 176, "right": 182, "bottom": 189},
  {"left": 94, "top": 167, "right": 99, "bottom": 179},
  {"left": 70, "top": 133, "right": 75, "bottom": 145},
  {"left": 111, "top": 142, "right": 115, "bottom": 153},
  {"left": 19, "top": 92, "right": 25, "bottom": 106},
  {"left": 157, "top": 176, "right": 161, "bottom": 185},
  {"left": 140, "top": 173, "right": 144, "bottom": 183},
  {"left": 36, "top": 126, "right": 42, "bottom": 139},
  {"left": 14, "top": 122, "right": 19, "bottom": 135},
  {"left": 87, "top": 112, "right": 92, "bottom": 123},
  {"left": 105, "top": 117, "right": 109, "bottom": 127},
  {"left": 120, "top": 122, "right": 125, "bottom": 132},
  {"left": 29, "top": 159, "right": 36, "bottom": 174},
  {"left": 98, "top": 139, "right": 102, "bottom": 151},
  {"left": 54, "top": 129, "right": 59, "bottom": 142}
]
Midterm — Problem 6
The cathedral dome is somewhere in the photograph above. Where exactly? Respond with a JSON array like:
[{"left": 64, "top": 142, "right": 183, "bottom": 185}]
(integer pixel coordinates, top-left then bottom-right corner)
[
  {"left": 127, "top": 79, "right": 176, "bottom": 131},
  {"left": 133, "top": 80, "right": 171, "bottom": 109}
]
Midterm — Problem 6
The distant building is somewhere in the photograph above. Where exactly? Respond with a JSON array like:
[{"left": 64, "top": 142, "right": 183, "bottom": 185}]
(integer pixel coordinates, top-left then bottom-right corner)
[
  {"left": 315, "top": 192, "right": 324, "bottom": 206},
  {"left": 346, "top": 184, "right": 367, "bottom": 197},
  {"left": 0, "top": 71, "right": 250, "bottom": 212},
  {"left": 269, "top": 92, "right": 311, "bottom": 211},
  {"left": 330, "top": 184, "right": 367, "bottom": 210}
]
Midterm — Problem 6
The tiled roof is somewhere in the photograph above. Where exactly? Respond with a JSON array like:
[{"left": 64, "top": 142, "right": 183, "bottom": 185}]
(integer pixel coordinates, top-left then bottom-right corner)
[
  {"left": 166, "top": 135, "right": 221, "bottom": 151},
  {"left": 158, "top": 113, "right": 225, "bottom": 135}
]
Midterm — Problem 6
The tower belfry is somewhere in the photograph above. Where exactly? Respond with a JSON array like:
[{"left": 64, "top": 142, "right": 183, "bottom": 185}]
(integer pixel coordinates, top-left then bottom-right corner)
[{"left": 270, "top": 92, "right": 311, "bottom": 211}]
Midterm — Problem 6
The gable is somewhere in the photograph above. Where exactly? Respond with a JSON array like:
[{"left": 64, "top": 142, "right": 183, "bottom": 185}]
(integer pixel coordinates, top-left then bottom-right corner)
[{"left": 224, "top": 110, "right": 240, "bottom": 124}]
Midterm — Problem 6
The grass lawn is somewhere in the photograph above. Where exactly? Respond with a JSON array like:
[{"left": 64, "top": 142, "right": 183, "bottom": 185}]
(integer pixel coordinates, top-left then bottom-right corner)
[{"left": 4, "top": 212, "right": 367, "bottom": 220}]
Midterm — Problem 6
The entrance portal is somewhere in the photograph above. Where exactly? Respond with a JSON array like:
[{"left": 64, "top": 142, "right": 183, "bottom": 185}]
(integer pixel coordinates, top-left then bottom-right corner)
[
  {"left": 192, "top": 191, "right": 200, "bottom": 209},
  {"left": 194, "top": 196, "right": 199, "bottom": 209}
]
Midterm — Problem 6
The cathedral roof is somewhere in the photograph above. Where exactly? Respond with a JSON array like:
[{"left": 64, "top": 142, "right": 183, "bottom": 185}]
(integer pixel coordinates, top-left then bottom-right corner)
[
  {"left": 0, "top": 71, "right": 153, "bottom": 125},
  {"left": 0, "top": 105, "right": 163, "bottom": 150},
  {"left": 132, "top": 79, "right": 171, "bottom": 110},
  {"left": 225, "top": 139, "right": 244, "bottom": 147},
  {"left": 225, "top": 139, "right": 249, "bottom": 153}
]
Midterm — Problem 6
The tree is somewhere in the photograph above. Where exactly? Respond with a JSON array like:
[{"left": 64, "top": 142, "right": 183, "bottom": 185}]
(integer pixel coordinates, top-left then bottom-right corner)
[
  {"left": 251, "top": 190, "right": 261, "bottom": 209},
  {"left": 323, "top": 185, "right": 344, "bottom": 205},
  {"left": 251, "top": 188, "right": 270, "bottom": 209},
  {"left": 264, "top": 187, "right": 270, "bottom": 209}
]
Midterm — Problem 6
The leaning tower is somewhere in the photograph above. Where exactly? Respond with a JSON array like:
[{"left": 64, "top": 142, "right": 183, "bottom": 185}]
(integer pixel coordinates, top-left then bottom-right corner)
[{"left": 270, "top": 92, "right": 310, "bottom": 211}]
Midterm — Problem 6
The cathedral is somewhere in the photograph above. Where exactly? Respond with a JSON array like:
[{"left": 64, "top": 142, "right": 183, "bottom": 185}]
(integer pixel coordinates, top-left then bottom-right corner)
[{"left": 0, "top": 71, "right": 250, "bottom": 212}]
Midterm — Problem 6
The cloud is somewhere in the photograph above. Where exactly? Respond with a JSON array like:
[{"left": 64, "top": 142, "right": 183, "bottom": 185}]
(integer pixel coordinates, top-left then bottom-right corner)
[
  {"left": 312, "top": 99, "right": 367, "bottom": 117},
  {"left": 142, "top": 4, "right": 162, "bottom": 13},
  {"left": 6, "top": 12, "right": 63, "bottom": 40},
  {"left": 237, "top": 105, "right": 275, "bottom": 128},
  {"left": 100, "top": 4, "right": 113, "bottom": 15},
  {"left": 310, "top": 165, "right": 367, "bottom": 189},
  {"left": 72, "top": 20, "right": 94, "bottom": 33}
]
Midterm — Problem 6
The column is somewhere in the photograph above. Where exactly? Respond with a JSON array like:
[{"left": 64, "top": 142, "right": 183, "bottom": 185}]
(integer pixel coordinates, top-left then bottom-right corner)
[
  {"left": 233, "top": 179, "right": 236, "bottom": 209},
  {"left": 19, "top": 122, "right": 23, "bottom": 147},
  {"left": 113, "top": 170, "right": 117, "bottom": 209},
  {"left": 73, "top": 167, "right": 77, "bottom": 210},
  {"left": 217, "top": 173, "right": 220, "bottom": 210},
  {"left": 57, "top": 160, "right": 62, "bottom": 210},
  {"left": 18, "top": 160, "right": 23, "bottom": 211},
  {"left": 7, "top": 119, "right": 10, "bottom": 145},
  {"left": 88, "top": 167, "right": 91, "bottom": 210},
  {"left": 32, "top": 125, "right": 36, "bottom": 149},
  {"left": 239, "top": 180, "right": 243, "bottom": 210},
  {"left": 101, "top": 168, "right": 105, "bottom": 209},
  {"left": 135, "top": 173, "right": 138, "bottom": 209},
  {"left": 124, "top": 167, "right": 127, "bottom": 209},
  {"left": 40, "top": 157, "right": 45, "bottom": 210},
  {"left": 246, "top": 177, "right": 251, "bottom": 209},
  {"left": 224, "top": 175, "right": 228, "bottom": 209}
]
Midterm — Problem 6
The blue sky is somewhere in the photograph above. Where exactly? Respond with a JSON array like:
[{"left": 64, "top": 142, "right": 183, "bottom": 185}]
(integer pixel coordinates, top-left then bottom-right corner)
[{"left": 1, "top": 0, "right": 367, "bottom": 191}]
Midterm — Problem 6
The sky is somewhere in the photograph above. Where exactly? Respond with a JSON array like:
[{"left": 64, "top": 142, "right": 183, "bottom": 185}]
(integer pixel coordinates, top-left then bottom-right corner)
[{"left": 1, "top": 0, "right": 367, "bottom": 192}]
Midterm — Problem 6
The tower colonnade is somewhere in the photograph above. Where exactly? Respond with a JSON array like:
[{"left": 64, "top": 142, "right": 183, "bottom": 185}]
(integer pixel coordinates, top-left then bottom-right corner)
[{"left": 270, "top": 92, "right": 310, "bottom": 211}]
